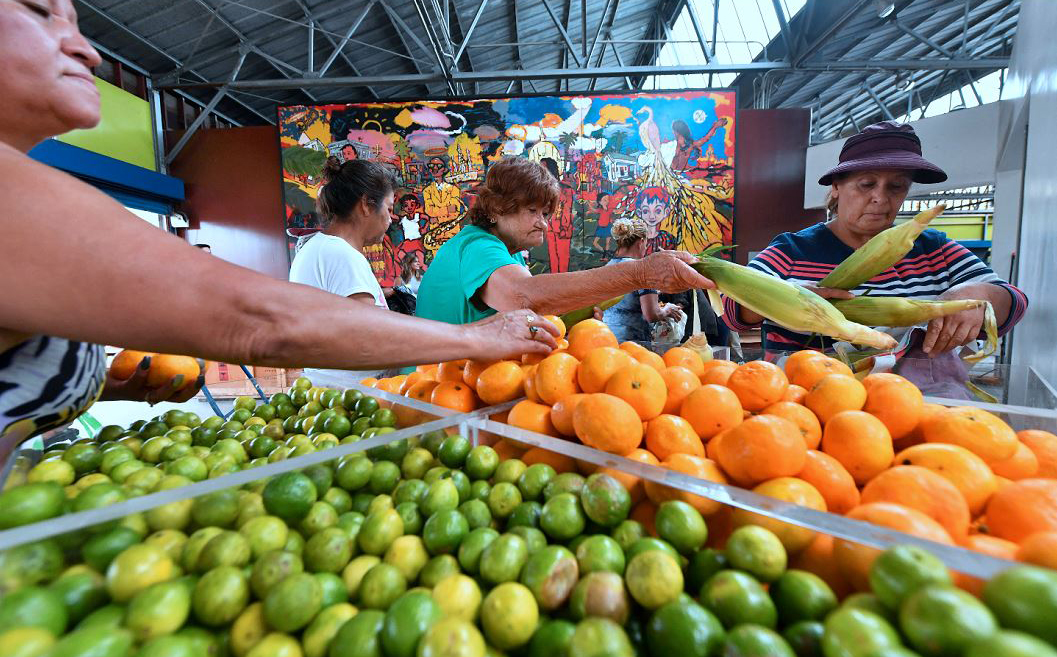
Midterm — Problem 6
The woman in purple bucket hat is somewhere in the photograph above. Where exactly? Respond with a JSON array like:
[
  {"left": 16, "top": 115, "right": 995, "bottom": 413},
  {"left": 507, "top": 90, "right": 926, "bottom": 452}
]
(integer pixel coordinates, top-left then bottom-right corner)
[{"left": 724, "top": 121, "right": 1029, "bottom": 399}]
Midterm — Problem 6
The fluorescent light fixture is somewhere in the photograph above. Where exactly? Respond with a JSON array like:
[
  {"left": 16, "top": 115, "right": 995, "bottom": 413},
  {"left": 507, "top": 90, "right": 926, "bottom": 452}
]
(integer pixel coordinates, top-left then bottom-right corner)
[{"left": 877, "top": 1, "right": 896, "bottom": 19}]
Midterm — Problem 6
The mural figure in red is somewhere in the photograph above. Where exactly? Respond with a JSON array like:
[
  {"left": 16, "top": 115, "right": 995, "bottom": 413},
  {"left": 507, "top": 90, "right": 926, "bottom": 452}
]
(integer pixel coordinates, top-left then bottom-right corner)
[{"left": 540, "top": 157, "right": 574, "bottom": 273}]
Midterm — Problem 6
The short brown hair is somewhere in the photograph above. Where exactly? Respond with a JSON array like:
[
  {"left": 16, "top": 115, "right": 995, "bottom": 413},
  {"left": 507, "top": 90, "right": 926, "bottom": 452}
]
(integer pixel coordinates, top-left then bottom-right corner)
[{"left": 466, "top": 158, "right": 559, "bottom": 227}]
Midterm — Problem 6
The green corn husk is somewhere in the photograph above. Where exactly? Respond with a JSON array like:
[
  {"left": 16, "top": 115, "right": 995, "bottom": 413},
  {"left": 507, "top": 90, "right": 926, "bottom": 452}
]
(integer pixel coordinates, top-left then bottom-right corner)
[
  {"left": 693, "top": 257, "right": 898, "bottom": 350},
  {"left": 560, "top": 295, "right": 625, "bottom": 328},
  {"left": 831, "top": 297, "right": 986, "bottom": 327},
  {"left": 819, "top": 204, "right": 946, "bottom": 290}
]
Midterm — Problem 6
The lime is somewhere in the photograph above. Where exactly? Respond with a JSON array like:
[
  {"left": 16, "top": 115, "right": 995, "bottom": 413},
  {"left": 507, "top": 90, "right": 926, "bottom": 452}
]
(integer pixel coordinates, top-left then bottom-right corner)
[
  {"left": 469, "top": 480, "right": 491, "bottom": 502},
  {"left": 487, "top": 482, "right": 522, "bottom": 519},
  {"left": 381, "top": 591, "right": 443, "bottom": 657},
  {"left": 191, "top": 488, "right": 240, "bottom": 528},
  {"left": 98, "top": 446, "right": 136, "bottom": 475},
  {"left": 646, "top": 599, "right": 724, "bottom": 657},
  {"left": 822, "top": 607, "right": 902, "bottom": 657},
  {"left": 422, "top": 509, "right": 469, "bottom": 555},
  {"left": 448, "top": 470, "right": 471, "bottom": 503},
  {"left": 396, "top": 502, "right": 424, "bottom": 535},
  {"left": 770, "top": 569, "right": 838, "bottom": 625},
  {"left": 72, "top": 481, "right": 127, "bottom": 518},
  {"left": 263, "top": 571, "right": 322, "bottom": 632},
  {"left": 869, "top": 545, "right": 951, "bottom": 610},
  {"left": 313, "top": 572, "right": 347, "bottom": 607},
  {"left": 355, "top": 397, "right": 380, "bottom": 417},
  {"left": 520, "top": 545, "right": 578, "bottom": 611},
  {"left": 196, "top": 531, "right": 251, "bottom": 571},
  {"left": 336, "top": 456, "right": 373, "bottom": 492},
  {"left": 481, "top": 582, "right": 538, "bottom": 651},
  {"left": 625, "top": 537, "right": 680, "bottom": 563},
  {"left": 342, "top": 555, "right": 381, "bottom": 600},
  {"left": 458, "top": 499, "right": 491, "bottom": 531},
  {"left": 110, "top": 458, "right": 147, "bottom": 483},
  {"left": 540, "top": 493, "right": 586, "bottom": 541},
  {"left": 417, "top": 616, "right": 486, "bottom": 657},
  {"left": 842, "top": 592, "right": 897, "bottom": 624},
  {"left": 192, "top": 565, "right": 249, "bottom": 627},
  {"left": 359, "top": 508, "right": 404, "bottom": 556},
  {"left": 458, "top": 527, "right": 500, "bottom": 575},
  {"left": 75, "top": 603, "right": 124, "bottom": 631},
  {"left": 80, "top": 526, "right": 139, "bottom": 573},
  {"left": 423, "top": 466, "right": 450, "bottom": 485},
  {"left": 509, "top": 526, "right": 548, "bottom": 556},
  {"left": 529, "top": 619, "right": 576, "bottom": 657},
  {"left": 725, "top": 525, "right": 787, "bottom": 583},
  {"left": 419, "top": 555, "right": 461, "bottom": 588},
  {"left": 517, "top": 464, "right": 556, "bottom": 502},
  {"left": 900, "top": 585, "right": 997, "bottom": 656},
  {"left": 250, "top": 550, "right": 303, "bottom": 599},
  {"left": 63, "top": 442, "right": 103, "bottom": 475},
  {"left": 611, "top": 520, "right": 646, "bottom": 552},
  {"left": 229, "top": 602, "right": 268, "bottom": 657},
  {"left": 654, "top": 500, "right": 707, "bottom": 555},
  {"left": 685, "top": 548, "right": 727, "bottom": 594},
  {"left": 964, "top": 630, "right": 1057, "bottom": 657},
  {"left": 358, "top": 563, "right": 407, "bottom": 610},
  {"left": 322, "top": 415, "right": 352, "bottom": 439},
  {"left": 27, "top": 459, "right": 76, "bottom": 486},
  {"left": 982, "top": 565, "right": 1057, "bottom": 645},
  {"left": 480, "top": 533, "right": 529, "bottom": 585},
  {"left": 579, "top": 474, "right": 631, "bottom": 528},
  {"left": 166, "top": 455, "right": 208, "bottom": 482},
  {"left": 543, "top": 472, "right": 586, "bottom": 501},
  {"left": 463, "top": 446, "right": 498, "bottom": 480},
  {"left": 421, "top": 479, "right": 460, "bottom": 516},
  {"left": 0, "top": 586, "right": 67, "bottom": 635},
  {"left": 568, "top": 617, "right": 634, "bottom": 657},
  {"left": 625, "top": 550, "right": 683, "bottom": 610},
  {"left": 190, "top": 427, "right": 217, "bottom": 448},
  {"left": 47, "top": 626, "right": 133, "bottom": 657},
  {"left": 575, "top": 535, "right": 626, "bottom": 575},
  {"left": 160, "top": 442, "right": 193, "bottom": 462},
  {"left": 138, "top": 633, "right": 200, "bottom": 657},
  {"left": 125, "top": 579, "right": 191, "bottom": 641},
  {"left": 263, "top": 472, "right": 318, "bottom": 522},
  {"left": 782, "top": 620, "right": 824, "bottom": 657},
  {"left": 350, "top": 493, "right": 374, "bottom": 515},
  {"left": 384, "top": 535, "right": 430, "bottom": 582},
  {"left": 49, "top": 571, "right": 107, "bottom": 625},
  {"left": 180, "top": 527, "right": 223, "bottom": 571},
  {"left": 570, "top": 571, "right": 630, "bottom": 625},
  {"left": 328, "top": 608, "right": 385, "bottom": 657},
  {"left": 722, "top": 624, "right": 795, "bottom": 657},
  {"left": 106, "top": 544, "right": 175, "bottom": 603},
  {"left": 400, "top": 449, "right": 433, "bottom": 481},
  {"left": 305, "top": 527, "right": 353, "bottom": 573},
  {"left": 301, "top": 501, "right": 340, "bottom": 536},
  {"left": 302, "top": 603, "right": 357, "bottom": 657},
  {"left": 323, "top": 487, "right": 353, "bottom": 515},
  {"left": 508, "top": 501, "right": 542, "bottom": 528},
  {"left": 369, "top": 461, "right": 402, "bottom": 494},
  {"left": 699, "top": 569, "right": 777, "bottom": 628},
  {"left": 432, "top": 573, "right": 482, "bottom": 621},
  {"left": 240, "top": 516, "right": 290, "bottom": 559},
  {"left": 234, "top": 396, "right": 257, "bottom": 411},
  {"left": 0, "top": 627, "right": 56, "bottom": 657},
  {"left": 393, "top": 479, "right": 428, "bottom": 506}
]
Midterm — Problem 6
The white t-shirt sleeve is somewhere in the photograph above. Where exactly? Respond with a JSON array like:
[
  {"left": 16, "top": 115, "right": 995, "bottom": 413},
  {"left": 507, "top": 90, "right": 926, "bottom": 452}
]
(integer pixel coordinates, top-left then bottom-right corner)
[{"left": 290, "top": 235, "right": 384, "bottom": 305}]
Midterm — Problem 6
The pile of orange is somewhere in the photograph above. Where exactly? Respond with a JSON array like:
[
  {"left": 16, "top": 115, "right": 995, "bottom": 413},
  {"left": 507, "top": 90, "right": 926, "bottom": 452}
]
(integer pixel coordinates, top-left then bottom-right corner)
[
  {"left": 109, "top": 349, "right": 204, "bottom": 390},
  {"left": 365, "top": 319, "right": 1057, "bottom": 589}
]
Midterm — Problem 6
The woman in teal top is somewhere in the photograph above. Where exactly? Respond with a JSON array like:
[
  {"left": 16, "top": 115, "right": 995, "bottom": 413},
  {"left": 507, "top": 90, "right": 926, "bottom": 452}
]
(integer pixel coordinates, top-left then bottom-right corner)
[{"left": 416, "top": 158, "right": 714, "bottom": 328}]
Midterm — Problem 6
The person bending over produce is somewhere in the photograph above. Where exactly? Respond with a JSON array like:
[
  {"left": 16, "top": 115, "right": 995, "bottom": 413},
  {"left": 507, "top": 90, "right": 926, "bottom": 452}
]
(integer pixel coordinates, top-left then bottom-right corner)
[
  {"left": 725, "top": 122, "right": 1027, "bottom": 396},
  {"left": 415, "top": 158, "right": 713, "bottom": 330},
  {"left": 0, "top": 0, "right": 558, "bottom": 461},
  {"left": 602, "top": 217, "right": 684, "bottom": 343}
]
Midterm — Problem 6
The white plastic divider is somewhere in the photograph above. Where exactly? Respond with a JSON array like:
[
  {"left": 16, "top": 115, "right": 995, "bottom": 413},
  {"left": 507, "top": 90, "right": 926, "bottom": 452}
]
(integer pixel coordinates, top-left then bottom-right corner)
[{"left": 467, "top": 417, "right": 1019, "bottom": 580}]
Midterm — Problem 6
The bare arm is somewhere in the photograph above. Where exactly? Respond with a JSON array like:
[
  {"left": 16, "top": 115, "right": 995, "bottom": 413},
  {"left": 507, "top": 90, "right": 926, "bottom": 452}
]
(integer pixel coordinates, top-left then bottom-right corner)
[
  {"left": 922, "top": 282, "right": 1013, "bottom": 355},
  {"left": 640, "top": 294, "right": 664, "bottom": 323},
  {"left": 479, "top": 251, "right": 714, "bottom": 316},
  {"left": 0, "top": 150, "right": 557, "bottom": 368}
]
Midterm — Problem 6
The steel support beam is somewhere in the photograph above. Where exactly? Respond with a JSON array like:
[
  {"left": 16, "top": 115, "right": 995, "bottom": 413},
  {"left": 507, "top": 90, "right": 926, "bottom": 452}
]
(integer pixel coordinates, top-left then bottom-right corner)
[
  {"left": 166, "top": 49, "right": 248, "bottom": 166},
  {"left": 770, "top": 0, "right": 795, "bottom": 61},
  {"left": 540, "top": 0, "right": 585, "bottom": 67},
  {"left": 865, "top": 83, "right": 895, "bottom": 120},
  {"left": 584, "top": 0, "right": 617, "bottom": 69},
  {"left": 452, "top": 0, "right": 489, "bottom": 70},
  {"left": 684, "top": 0, "right": 715, "bottom": 63},
  {"left": 793, "top": 0, "right": 871, "bottom": 66},
  {"left": 316, "top": 0, "right": 374, "bottom": 77},
  {"left": 708, "top": 0, "right": 719, "bottom": 87},
  {"left": 307, "top": 20, "right": 314, "bottom": 73},
  {"left": 406, "top": 0, "right": 457, "bottom": 94}
]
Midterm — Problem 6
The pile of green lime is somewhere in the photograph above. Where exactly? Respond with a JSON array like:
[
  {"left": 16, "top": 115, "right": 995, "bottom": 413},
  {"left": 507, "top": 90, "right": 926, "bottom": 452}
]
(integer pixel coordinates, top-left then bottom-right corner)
[{"left": 0, "top": 378, "right": 1054, "bottom": 657}]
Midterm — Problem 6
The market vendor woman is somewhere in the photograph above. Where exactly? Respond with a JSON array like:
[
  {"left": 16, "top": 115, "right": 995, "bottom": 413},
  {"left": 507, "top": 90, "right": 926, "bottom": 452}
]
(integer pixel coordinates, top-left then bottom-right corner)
[
  {"left": 725, "top": 122, "right": 1028, "bottom": 395},
  {"left": 415, "top": 157, "right": 714, "bottom": 327}
]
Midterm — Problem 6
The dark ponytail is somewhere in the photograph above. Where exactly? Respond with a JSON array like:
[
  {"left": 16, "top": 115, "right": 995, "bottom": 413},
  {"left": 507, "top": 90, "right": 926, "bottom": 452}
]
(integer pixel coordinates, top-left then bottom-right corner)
[{"left": 316, "top": 156, "right": 398, "bottom": 225}]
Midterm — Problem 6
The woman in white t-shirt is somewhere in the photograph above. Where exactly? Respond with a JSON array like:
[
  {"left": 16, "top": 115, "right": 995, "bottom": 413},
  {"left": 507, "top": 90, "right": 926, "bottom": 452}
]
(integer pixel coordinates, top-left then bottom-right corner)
[{"left": 289, "top": 157, "right": 397, "bottom": 380}]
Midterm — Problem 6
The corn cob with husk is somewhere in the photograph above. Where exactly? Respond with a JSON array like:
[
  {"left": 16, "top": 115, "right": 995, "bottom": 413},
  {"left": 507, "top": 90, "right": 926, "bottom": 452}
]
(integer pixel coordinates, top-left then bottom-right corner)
[
  {"left": 819, "top": 204, "right": 946, "bottom": 290},
  {"left": 693, "top": 256, "right": 898, "bottom": 350},
  {"left": 831, "top": 297, "right": 985, "bottom": 327},
  {"left": 684, "top": 333, "right": 714, "bottom": 362},
  {"left": 560, "top": 295, "right": 625, "bottom": 328}
]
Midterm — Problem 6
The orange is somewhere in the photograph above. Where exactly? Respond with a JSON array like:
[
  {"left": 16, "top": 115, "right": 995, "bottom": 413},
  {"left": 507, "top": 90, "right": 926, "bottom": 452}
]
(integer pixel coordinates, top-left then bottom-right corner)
[
  {"left": 522, "top": 365, "right": 542, "bottom": 403},
  {"left": 834, "top": 502, "right": 954, "bottom": 591},
  {"left": 732, "top": 477, "right": 827, "bottom": 553},
  {"left": 790, "top": 534, "right": 852, "bottom": 599},
  {"left": 573, "top": 394, "right": 643, "bottom": 456},
  {"left": 990, "top": 441, "right": 1040, "bottom": 480},
  {"left": 476, "top": 361, "right": 526, "bottom": 405},
  {"left": 788, "top": 355, "right": 854, "bottom": 391},
  {"left": 1018, "top": 429, "right": 1057, "bottom": 478},
  {"left": 712, "top": 414, "right": 807, "bottom": 487},
  {"left": 493, "top": 439, "right": 528, "bottom": 461},
  {"left": 725, "top": 360, "right": 789, "bottom": 412},
  {"left": 679, "top": 384, "right": 742, "bottom": 440},
  {"left": 895, "top": 401, "right": 945, "bottom": 451},
  {"left": 534, "top": 352, "right": 581, "bottom": 405},
  {"left": 921, "top": 406, "right": 1018, "bottom": 464},
  {"left": 396, "top": 379, "right": 440, "bottom": 426},
  {"left": 760, "top": 401, "right": 822, "bottom": 450},
  {"left": 820, "top": 410, "right": 892, "bottom": 486},
  {"left": 630, "top": 500, "right": 658, "bottom": 536},
  {"left": 577, "top": 347, "right": 633, "bottom": 393},
  {"left": 415, "top": 363, "right": 439, "bottom": 375},
  {"left": 430, "top": 381, "right": 477, "bottom": 412},
  {"left": 550, "top": 393, "right": 588, "bottom": 438},
  {"left": 662, "top": 347, "right": 705, "bottom": 377},
  {"left": 1016, "top": 531, "right": 1057, "bottom": 570},
  {"left": 645, "top": 414, "right": 703, "bottom": 461},
  {"left": 699, "top": 360, "right": 737, "bottom": 386},
  {"left": 436, "top": 360, "right": 468, "bottom": 382},
  {"left": 463, "top": 360, "right": 496, "bottom": 390},
  {"left": 597, "top": 448, "right": 659, "bottom": 505},
  {"left": 567, "top": 319, "right": 618, "bottom": 360},
  {"left": 782, "top": 384, "right": 808, "bottom": 404},
  {"left": 619, "top": 341, "right": 650, "bottom": 359},
  {"left": 796, "top": 450, "right": 860, "bottom": 515},
  {"left": 109, "top": 349, "right": 153, "bottom": 380},
  {"left": 399, "top": 371, "right": 426, "bottom": 395},
  {"left": 360, "top": 377, "right": 380, "bottom": 387},
  {"left": 658, "top": 366, "right": 701, "bottom": 415},
  {"left": 542, "top": 315, "right": 567, "bottom": 339},
  {"left": 956, "top": 534, "right": 1018, "bottom": 595},
  {"left": 862, "top": 373, "right": 924, "bottom": 441},
  {"left": 643, "top": 453, "right": 728, "bottom": 516},
  {"left": 783, "top": 350, "right": 827, "bottom": 382},
  {"left": 804, "top": 374, "right": 867, "bottom": 424},
  {"left": 521, "top": 352, "right": 546, "bottom": 366},
  {"left": 860, "top": 465, "right": 971, "bottom": 541},
  {"left": 146, "top": 354, "right": 200, "bottom": 390},
  {"left": 507, "top": 400, "right": 558, "bottom": 437},
  {"left": 894, "top": 443, "right": 997, "bottom": 516},
  {"left": 604, "top": 362, "right": 667, "bottom": 421},
  {"left": 376, "top": 376, "right": 406, "bottom": 395},
  {"left": 522, "top": 446, "right": 576, "bottom": 473},
  {"left": 983, "top": 478, "right": 1057, "bottom": 543}
]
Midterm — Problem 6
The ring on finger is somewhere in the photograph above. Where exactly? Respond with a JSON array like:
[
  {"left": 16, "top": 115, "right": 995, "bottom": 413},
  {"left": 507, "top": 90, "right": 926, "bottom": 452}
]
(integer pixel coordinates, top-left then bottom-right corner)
[
  {"left": 526, "top": 314, "right": 537, "bottom": 326},
  {"left": 529, "top": 325, "right": 540, "bottom": 339}
]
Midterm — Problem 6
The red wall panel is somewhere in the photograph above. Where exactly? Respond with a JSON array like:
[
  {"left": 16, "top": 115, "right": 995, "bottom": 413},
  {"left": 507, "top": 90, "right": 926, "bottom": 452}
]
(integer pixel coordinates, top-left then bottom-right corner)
[
  {"left": 169, "top": 126, "right": 289, "bottom": 280},
  {"left": 733, "top": 109, "right": 826, "bottom": 264}
]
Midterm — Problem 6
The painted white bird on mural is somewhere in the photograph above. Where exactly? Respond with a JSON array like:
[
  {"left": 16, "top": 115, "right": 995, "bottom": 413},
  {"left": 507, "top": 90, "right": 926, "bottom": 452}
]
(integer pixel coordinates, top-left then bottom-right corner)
[{"left": 636, "top": 106, "right": 663, "bottom": 157}]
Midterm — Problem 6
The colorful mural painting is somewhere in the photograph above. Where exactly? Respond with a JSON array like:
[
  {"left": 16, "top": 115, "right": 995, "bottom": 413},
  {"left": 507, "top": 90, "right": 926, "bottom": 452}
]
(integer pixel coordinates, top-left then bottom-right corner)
[{"left": 278, "top": 90, "right": 736, "bottom": 287}]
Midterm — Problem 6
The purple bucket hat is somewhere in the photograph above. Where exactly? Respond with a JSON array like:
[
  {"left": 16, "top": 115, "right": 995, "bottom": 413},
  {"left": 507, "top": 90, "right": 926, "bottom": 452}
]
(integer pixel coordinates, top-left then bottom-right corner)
[{"left": 818, "top": 121, "right": 947, "bottom": 185}]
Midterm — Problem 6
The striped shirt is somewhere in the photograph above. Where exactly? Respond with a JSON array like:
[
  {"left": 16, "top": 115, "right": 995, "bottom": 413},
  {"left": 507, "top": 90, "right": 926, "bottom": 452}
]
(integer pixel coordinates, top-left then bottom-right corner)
[{"left": 723, "top": 222, "right": 1029, "bottom": 351}]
